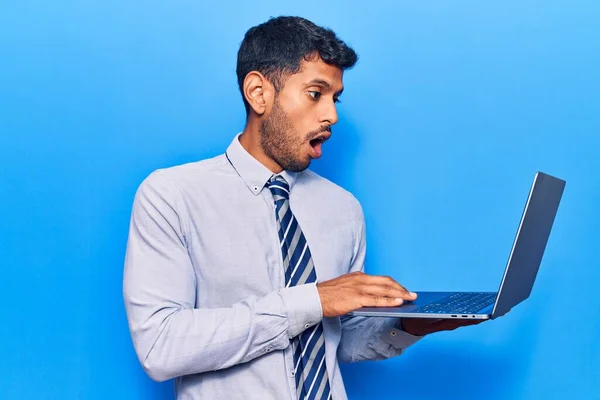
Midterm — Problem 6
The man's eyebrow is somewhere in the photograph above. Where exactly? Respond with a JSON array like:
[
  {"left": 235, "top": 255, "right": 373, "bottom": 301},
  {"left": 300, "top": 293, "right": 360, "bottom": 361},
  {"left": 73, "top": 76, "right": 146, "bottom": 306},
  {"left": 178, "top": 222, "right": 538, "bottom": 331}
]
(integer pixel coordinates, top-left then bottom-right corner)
[
  {"left": 307, "top": 79, "right": 344, "bottom": 95},
  {"left": 308, "top": 78, "right": 331, "bottom": 88}
]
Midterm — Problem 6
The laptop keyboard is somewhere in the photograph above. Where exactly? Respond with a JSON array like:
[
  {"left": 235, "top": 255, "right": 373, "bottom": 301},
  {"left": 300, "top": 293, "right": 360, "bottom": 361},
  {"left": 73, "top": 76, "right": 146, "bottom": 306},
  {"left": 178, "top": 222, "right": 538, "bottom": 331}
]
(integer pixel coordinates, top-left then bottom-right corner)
[{"left": 414, "top": 292, "right": 496, "bottom": 314}]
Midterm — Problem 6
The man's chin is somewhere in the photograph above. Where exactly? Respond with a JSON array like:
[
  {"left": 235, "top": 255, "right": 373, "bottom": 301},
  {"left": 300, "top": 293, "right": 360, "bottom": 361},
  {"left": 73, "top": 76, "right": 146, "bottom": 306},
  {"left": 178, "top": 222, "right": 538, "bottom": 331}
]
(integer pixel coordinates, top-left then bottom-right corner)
[{"left": 283, "top": 158, "right": 311, "bottom": 173}]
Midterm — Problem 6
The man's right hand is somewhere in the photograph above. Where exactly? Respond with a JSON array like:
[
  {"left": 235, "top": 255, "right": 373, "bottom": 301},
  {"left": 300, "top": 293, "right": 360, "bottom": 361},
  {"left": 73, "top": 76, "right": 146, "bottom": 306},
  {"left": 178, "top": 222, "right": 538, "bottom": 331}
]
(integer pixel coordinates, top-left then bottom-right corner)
[{"left": 316, "top": 271, "right": 417, "bottom": 317}]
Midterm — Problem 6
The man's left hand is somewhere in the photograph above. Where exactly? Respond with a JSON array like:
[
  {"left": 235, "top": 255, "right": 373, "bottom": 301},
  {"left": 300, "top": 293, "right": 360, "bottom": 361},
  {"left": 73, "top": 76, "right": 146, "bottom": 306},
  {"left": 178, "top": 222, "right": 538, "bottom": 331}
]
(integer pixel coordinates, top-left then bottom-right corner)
[{"left": 400, "top": 317, "right": 485, "bottom": 336}]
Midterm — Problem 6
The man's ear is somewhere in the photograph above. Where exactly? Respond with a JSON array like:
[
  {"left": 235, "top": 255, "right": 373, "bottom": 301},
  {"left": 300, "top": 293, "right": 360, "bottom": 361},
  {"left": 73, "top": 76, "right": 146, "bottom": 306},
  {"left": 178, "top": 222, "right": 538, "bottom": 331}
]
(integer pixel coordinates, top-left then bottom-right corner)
[{"left": 243, "top": 71, "right": 275, "bottom": 116}]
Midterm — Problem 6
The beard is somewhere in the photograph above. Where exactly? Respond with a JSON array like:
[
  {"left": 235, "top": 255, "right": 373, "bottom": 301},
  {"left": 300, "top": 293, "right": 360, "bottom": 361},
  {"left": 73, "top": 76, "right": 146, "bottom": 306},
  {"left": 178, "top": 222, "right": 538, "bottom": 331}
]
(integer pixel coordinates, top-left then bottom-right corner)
[{"left": 259, "top": 98, "right": 310, "bottom": 172}]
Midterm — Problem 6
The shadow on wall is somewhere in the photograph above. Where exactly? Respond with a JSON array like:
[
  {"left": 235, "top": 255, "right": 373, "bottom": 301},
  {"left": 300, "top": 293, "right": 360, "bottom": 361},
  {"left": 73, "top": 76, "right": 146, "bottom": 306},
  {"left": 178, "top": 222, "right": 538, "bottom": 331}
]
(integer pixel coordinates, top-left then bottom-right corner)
[{"left": 340, "top": 343, "right": 519, "bottom": 400}]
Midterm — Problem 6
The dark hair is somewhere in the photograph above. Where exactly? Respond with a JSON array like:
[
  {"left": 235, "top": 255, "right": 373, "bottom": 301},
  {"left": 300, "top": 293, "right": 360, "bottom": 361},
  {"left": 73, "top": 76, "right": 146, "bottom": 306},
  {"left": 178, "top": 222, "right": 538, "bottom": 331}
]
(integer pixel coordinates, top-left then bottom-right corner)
[{"left": 236, "top": 16, "right": 358, "bottom": 113}]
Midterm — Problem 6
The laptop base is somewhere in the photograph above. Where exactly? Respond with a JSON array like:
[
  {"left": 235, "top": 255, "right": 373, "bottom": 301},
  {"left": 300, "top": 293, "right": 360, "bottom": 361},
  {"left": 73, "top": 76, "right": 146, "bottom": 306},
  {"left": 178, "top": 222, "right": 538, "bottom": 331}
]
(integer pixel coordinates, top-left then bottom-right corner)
[{"left": 349, "top": 291, "right": 495, "bottom": 319}]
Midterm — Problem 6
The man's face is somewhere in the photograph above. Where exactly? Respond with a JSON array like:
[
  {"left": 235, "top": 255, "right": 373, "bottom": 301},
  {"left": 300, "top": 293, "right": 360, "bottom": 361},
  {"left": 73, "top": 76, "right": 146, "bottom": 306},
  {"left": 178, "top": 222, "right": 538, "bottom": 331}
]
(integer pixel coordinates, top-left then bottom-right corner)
[{"left": 260, "top": 57, "right": 344, "bottom": 172}]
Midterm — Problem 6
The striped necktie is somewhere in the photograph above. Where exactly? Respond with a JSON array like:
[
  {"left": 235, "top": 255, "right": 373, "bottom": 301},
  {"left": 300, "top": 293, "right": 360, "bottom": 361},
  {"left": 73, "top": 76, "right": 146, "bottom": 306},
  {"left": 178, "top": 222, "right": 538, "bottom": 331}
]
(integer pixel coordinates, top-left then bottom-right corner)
[{"left": 267, "top": 175, "right": 331, "bottom": 400}]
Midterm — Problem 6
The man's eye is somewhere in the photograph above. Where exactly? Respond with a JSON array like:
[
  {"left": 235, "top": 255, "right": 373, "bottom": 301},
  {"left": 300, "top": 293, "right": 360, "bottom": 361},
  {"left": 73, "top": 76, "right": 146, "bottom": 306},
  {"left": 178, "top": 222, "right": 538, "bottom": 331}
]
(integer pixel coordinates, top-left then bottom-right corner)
[
  {"left": 334, "top": 97, "right": 342, "bottom": 104},
  {"left": 308, "top": 91, "right": 322, "bottom": 100}
]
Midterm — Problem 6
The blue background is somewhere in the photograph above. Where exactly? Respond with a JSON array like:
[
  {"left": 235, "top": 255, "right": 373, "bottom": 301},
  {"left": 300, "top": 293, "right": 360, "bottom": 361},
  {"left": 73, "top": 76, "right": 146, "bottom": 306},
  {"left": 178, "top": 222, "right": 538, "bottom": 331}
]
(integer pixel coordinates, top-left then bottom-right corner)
[{"left": 1, "top": 1, "right": 598, "bottom": 399}]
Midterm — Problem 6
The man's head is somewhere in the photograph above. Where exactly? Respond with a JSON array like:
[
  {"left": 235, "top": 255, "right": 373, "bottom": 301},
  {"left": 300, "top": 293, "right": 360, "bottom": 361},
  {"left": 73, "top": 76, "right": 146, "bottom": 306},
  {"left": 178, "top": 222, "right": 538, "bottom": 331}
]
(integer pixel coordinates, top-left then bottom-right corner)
[{"left": 236, "top": 16, "right": 358, "bottom": 172}]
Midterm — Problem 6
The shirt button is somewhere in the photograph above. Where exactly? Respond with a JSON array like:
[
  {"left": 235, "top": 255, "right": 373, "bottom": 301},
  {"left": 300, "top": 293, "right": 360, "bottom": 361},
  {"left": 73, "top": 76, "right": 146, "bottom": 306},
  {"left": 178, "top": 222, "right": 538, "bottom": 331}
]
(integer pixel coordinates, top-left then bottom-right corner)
[
  {"left": 304, "top": 323, "right": 310, "bottom": 329},
  {"left": 291, "top": 371, "right": 296, "bottom": 377},
  {"left": 390, "top": 330, "right": 398, "bottom": 337},
  {"left": 266, "top": 347, "right": 272, "bottom": 352},
  {"left": 253, "top": 186, "right": 259, "bottom": 191}
]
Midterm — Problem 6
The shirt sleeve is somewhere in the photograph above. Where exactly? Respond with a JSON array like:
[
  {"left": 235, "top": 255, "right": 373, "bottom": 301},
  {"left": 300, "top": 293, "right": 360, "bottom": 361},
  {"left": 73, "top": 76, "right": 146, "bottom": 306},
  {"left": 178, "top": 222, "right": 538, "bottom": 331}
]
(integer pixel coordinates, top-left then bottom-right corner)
[
  {"left": 123, "top": 170, "right": 322, "bottom": 382},
  {"left": 336, "top": 198, "right": 423, "bottom": 363}
]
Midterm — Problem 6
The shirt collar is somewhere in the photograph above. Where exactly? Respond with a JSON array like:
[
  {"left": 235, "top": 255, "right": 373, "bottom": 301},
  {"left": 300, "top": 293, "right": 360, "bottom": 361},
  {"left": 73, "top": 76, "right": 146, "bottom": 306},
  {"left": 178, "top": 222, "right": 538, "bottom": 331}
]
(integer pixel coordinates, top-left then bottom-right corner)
[{"left": 225, "top": 133, "right": 298, "bottom": 196}]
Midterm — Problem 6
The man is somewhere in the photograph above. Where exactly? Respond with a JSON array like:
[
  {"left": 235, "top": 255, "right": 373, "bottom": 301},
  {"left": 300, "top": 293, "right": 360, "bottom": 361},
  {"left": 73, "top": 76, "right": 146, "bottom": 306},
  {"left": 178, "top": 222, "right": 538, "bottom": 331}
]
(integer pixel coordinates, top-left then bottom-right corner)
[{"left": 123, "top": 16, "right": 480, "bottom": 400}]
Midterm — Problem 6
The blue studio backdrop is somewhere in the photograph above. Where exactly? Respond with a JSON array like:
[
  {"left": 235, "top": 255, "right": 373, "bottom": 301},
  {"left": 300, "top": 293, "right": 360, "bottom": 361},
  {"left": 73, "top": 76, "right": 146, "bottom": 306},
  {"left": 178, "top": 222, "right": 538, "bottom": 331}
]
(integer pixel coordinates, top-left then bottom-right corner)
[{"left": 1, "top": 1, "right": 598, "bottom": 399}]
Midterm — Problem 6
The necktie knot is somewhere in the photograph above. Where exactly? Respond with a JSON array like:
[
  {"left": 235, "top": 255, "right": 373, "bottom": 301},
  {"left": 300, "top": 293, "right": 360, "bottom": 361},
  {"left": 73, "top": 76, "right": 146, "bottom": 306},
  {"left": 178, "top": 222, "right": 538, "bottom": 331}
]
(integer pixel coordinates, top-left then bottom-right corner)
[{"left": 267, "top": 175, "right": 290, "bottom": 201}]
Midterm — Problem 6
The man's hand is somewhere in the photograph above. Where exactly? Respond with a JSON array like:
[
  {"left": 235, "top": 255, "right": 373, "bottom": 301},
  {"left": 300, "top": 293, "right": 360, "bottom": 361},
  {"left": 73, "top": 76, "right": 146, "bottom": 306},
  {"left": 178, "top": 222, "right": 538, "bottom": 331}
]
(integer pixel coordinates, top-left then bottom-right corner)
[
  {"left": 400, "top": 317, "right": 485, "bottom": 336},
  {"left": 316, "top": 271, "right": 417, "bottom": 317}
]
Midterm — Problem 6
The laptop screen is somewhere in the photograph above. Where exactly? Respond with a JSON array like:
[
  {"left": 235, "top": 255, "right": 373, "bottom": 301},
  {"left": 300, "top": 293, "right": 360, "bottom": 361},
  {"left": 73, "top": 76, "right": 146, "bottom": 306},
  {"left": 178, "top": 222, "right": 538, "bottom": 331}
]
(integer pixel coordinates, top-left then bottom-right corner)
[{"left": 491, "top": 172, "right": 566, "bottom": 318}]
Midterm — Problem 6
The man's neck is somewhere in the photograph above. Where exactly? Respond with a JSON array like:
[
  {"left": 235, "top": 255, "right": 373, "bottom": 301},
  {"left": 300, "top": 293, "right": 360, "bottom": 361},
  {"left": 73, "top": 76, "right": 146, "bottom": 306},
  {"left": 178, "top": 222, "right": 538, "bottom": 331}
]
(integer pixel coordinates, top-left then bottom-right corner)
[{"left": 239, "top": 122, "right": 283, "bottom": 174}]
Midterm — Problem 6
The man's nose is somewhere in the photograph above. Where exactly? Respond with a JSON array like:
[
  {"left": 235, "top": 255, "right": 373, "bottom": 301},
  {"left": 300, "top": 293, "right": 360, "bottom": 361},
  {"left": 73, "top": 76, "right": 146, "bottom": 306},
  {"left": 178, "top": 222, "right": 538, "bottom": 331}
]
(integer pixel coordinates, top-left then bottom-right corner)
[{"left": 321, "top": 99, "right": 339, "bottom": 126}]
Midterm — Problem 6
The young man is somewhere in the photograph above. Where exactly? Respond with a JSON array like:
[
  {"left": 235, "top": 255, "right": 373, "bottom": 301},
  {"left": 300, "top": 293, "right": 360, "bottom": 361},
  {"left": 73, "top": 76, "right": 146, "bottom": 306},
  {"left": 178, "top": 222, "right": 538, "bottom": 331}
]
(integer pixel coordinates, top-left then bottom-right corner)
[{"left": 123, "top": 16, "right": 479, "bottom": 400}]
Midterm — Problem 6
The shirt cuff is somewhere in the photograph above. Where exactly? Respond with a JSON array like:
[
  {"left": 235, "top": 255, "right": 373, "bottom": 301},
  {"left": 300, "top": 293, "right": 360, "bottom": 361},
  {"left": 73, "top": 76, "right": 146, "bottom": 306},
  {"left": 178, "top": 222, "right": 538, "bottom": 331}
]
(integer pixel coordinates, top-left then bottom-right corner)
[
  {"left": 278, "top": 283, "right": 323, "bottom": 338},
  {"left": 360, "top": 318, "right": 423, "bottom": 360},
  {"left": 380, "top": 326, "right": 424, "bottom": 349}
]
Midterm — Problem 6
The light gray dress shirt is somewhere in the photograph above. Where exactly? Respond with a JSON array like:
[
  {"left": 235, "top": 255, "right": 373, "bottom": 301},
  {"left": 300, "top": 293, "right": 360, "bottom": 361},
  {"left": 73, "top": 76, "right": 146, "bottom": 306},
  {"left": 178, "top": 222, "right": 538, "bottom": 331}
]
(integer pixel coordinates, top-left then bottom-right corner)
[{"left": 123, "top": 133, "right": 421, "bottom": 399}]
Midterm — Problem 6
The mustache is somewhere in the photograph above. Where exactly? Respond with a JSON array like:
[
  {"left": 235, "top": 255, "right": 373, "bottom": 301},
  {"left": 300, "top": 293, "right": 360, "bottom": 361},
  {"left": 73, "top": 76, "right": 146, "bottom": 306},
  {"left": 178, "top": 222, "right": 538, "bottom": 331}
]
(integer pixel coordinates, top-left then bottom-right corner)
[{"left": 307, "top": 125, "right": 332, "bottom": 140}]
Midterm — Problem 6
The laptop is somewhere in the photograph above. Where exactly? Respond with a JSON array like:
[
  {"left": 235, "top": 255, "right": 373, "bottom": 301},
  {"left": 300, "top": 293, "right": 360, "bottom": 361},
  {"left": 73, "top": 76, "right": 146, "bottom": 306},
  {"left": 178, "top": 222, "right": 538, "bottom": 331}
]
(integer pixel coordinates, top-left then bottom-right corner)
[{"left": 350, "top": 171, "right": 566, "bottom": 320}]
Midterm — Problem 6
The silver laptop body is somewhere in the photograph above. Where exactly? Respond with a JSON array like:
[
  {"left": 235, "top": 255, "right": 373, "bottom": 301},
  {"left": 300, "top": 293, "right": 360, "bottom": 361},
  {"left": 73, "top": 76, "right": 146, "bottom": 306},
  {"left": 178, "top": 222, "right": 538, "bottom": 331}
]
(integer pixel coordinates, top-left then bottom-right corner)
[{"left": 350, "top": 171, "right": 566, "bottom": 320}]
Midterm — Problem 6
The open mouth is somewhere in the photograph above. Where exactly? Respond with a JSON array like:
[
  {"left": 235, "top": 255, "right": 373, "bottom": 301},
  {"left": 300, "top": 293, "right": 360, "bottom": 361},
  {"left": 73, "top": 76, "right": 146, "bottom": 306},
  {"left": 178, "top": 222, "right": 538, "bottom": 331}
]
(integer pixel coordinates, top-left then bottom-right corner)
[
  {"left": 309, "top": 137, "right": 326, "bottom": 147},
  {"left": 308, "top": 133, "right": 330, "bottom": 159}
]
